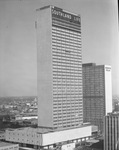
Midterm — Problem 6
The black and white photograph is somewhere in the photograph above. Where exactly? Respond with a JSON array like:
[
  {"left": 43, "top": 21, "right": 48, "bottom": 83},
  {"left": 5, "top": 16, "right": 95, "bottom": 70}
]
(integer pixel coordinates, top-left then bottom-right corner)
[{"left": 0, "top": 0, "right": 118, "bottom": 150}]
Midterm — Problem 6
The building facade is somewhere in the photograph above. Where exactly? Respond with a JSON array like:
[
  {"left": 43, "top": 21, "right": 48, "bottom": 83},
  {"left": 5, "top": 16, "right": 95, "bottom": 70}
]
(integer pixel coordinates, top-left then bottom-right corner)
[
  {"left": 36, "top": 6, "right": 83, "bottom": 129},
  {"left": 82, "top": 63, "right": 112, "bottom": 131},
  {"left": 104, "top": 113, "right": 119, "bottom": 150}
]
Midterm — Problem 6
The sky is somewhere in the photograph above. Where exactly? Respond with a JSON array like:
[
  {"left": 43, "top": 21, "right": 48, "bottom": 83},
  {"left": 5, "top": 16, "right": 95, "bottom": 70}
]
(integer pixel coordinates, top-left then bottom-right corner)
[{"left": 0, "top": 0, "right": 118, "bottom": 97}]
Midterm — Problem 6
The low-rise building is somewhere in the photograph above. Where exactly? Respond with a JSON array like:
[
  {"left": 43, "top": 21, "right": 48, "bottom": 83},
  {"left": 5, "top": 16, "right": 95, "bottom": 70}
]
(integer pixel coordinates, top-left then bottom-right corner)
[
  {"left": 0, "top": 131, "right": 5, "bottom": 140},
  {"left": 5, "top": 124, "right": 94, "bottom": 149},
  {"left": 0, "top": 142, "right": 19, "bottom": 150}
]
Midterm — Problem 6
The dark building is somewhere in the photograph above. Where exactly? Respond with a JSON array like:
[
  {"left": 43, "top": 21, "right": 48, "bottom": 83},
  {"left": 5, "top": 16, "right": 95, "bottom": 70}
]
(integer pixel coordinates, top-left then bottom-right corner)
[{"left": 82, "top": 63, "right": 112, "bottom": 131}]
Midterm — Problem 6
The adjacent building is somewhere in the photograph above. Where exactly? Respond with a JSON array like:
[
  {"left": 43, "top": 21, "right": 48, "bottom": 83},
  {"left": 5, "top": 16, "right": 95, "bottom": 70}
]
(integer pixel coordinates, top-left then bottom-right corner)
[
  {"left": 37, "top": 5, "right": 83, "bottom": 130},
  {"left": 0, "top": 131, "right": 5, "bottom": 140},
  {"left": 0, "top": 142, "right": 19, "bottom": 150},
  {"left": 82, "top": 63, "right": 112, "bottom": 131},
  {"left": 5, "top": 125, "right": 92, "bottom": 148},
  {"left": 104, "top": 113, "right": 119, "bottom": 150}
]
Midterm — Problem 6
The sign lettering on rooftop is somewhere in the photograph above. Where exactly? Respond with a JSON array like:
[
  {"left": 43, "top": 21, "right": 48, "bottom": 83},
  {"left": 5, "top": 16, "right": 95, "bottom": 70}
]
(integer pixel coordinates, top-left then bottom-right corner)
[
  {"left": 105, "top": 67, "right": 111, "bottom": 72},
  {"left": 52, "top": 7, "right": 81, "bottom": 25}
]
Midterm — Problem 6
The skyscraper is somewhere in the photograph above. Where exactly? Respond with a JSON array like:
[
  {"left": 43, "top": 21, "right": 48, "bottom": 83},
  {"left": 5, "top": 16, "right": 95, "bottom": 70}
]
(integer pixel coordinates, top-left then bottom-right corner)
[
  {"left": 36, "top": 6, "right": 83, "bottom": 130},
  {"left": 104, "top": 113, "right": 119, "bottom": 150},
  {"left": 82, "top": 63, "right": 112, "bottom": 131}
]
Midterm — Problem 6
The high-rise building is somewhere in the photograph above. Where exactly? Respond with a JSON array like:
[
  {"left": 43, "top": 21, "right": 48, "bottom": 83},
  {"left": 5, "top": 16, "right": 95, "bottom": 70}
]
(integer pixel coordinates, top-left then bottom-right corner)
[
  {"left": 82, "top": 63, "right": 112, "bottom": 131},
  {"left": 104, "top": 113, "right": 119, "bottom": 150},
  {"left": 3, "top": 6, "right": 95, "bottom": 149},
  {"left": 36, "top": 6, "right": 83, "bottom": 130}
]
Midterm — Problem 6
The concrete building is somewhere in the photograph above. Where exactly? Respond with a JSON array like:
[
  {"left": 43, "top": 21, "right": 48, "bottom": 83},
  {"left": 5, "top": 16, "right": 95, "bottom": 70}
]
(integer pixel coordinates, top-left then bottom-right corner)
[
  {"left": 36, "top": 5, "right": 83, "bottom": 129},
  {"left": 5, "top": 125, "right": 93, "bottom": 149},
  {"left": 104, "top": 113, "right": 119, "bottom": 150},
  {"left": 0, "top": 142, "right": 19, "bottom": 150},
  {"left": 0, "top": 131, "right": 5, "bottom": 140},
  {"left": 15, "top": 115, "right": 38, "bottom": 121},
  {"left": 82, "top": 63, "right": 112, "bottom": 131}
]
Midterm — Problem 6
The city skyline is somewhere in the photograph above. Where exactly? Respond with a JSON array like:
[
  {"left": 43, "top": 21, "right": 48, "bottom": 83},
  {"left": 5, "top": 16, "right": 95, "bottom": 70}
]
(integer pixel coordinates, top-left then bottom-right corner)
[{"left": 0, "top": 0, "right": 118, "bottom": 97}]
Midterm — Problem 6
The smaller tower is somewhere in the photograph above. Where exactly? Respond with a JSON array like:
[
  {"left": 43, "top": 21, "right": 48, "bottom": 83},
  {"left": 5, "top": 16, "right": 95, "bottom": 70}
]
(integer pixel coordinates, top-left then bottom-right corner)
[{"left": 82, "top": 63, "right": 112, "bottom": 131}]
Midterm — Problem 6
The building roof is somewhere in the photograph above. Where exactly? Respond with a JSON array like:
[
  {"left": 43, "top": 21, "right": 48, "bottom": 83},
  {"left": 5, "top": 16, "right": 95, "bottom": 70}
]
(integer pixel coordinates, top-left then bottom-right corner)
[
  {"left": 82, "top": 63, "right": 96, "bottom": 67},
  {"left": 6, "top": 123, "right": 92, "bottom": 134},
  {"left": 86, "top": 139, "right": 99, "bottom": 143},
  {"left": 36, "top": 5, "right": 80, "bottom": 17},
  {"left": 107, "top": 112, "right": 119, "bottom": 117},
  {"left": 0, "top": 142, "right": 17, "bottom": 147}
]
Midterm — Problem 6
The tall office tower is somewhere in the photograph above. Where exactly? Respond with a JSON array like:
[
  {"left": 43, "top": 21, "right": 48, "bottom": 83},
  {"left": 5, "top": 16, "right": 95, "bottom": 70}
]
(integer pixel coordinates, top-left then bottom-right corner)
[
  {"left": 104, "top": 113, "right": 119, "bottom": 150},
  {"left": 82, "top": 63, "right": 112, "bottom": 131},
  {"left": 36, "top": 6, "right": 83, "bottom": 130}
]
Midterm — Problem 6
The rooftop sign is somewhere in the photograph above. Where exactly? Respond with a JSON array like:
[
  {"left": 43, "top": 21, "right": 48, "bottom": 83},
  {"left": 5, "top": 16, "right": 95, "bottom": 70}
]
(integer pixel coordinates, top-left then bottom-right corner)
[
  {"left": 105, "top": 67, "right": 111, "bottom": 72},
  {"left": 52, "top": 7, "right": 81, "bottom": 25}
]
